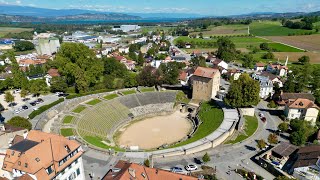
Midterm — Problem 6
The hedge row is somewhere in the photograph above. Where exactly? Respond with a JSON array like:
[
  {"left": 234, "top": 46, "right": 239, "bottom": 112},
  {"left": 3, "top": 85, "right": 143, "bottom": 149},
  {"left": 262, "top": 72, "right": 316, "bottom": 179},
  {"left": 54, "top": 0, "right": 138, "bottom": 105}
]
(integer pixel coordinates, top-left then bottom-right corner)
[
  {"left": 66, "top": 89, "right": 114, "bottom": 99},
  {"left": 29, "top": 98, "right": 64, "bottom": 119}
]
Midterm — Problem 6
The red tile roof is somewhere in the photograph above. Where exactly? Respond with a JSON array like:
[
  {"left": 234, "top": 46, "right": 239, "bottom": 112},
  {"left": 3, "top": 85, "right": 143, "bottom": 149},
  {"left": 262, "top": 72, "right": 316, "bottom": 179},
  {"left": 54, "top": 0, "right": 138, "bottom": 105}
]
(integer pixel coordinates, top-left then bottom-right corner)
[
  {"left": 287, "top": 98, "right": 319, "bottom": 109},
  {"left": 193, "top": 67, "right": 219, "bottom": 79},
  {"left": 103, "top": 160, "right": 197, "bottom": 180},
  {"left": 256, "top": 63, "right": 265, "bottom": 67},
  {"left": 47, "top": 68, "right": 60, "bottom": 77}
]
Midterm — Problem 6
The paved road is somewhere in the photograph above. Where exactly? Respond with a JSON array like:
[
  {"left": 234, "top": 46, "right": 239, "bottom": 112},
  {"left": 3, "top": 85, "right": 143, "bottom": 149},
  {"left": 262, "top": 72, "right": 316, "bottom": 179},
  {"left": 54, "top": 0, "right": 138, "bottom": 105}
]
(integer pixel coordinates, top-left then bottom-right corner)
[
  {"left": 81, "top": 100, "right": 285, "bottom": 180},
  {"left": 1, "top": 94, "right": 59, "bottom": 121},
  {"left": 169, "top": 37, "right": 191, "bottom": 61}
]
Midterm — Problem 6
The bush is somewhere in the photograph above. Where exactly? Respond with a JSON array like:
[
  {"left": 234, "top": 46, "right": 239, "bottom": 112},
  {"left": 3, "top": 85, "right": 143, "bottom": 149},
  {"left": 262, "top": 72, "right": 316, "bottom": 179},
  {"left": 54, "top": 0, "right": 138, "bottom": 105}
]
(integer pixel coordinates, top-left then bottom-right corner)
[
  {"left": 202, "top": 152, "right": 211, "bottom": 163},
  {"left": 262, "top": 52, "right": 275, "bottom": 59},
  {"left": 268, "top": 133, "right": 278, "bottom": 144},
  {"left": 144, "top": 159, "right": 150, "bottom": 167},
  {"left": 278, "top": 122, "right": 289, "bottom": 132},
  {"left": 267, "top": 100, "right": 277, "bottom": 108},
  {"left": 7, "top": 116, "right": 32, "bottom": 130},
  {"left": 66, "top": 89, "right": 114, "bottom": 99},
  {"left": 28, "top": 98, "right": 64, "bottom": 119}
]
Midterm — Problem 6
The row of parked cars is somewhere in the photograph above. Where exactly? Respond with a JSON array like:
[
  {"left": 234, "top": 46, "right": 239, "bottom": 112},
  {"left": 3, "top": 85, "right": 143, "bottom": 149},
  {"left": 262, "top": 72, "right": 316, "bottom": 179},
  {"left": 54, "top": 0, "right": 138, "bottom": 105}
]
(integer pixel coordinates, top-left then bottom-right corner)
[
  {"left": 170, "top": 158, "right": 204, "bottom": 174},
  {"left": 14, "top": 98, "right": 44, "bottom": 114}
]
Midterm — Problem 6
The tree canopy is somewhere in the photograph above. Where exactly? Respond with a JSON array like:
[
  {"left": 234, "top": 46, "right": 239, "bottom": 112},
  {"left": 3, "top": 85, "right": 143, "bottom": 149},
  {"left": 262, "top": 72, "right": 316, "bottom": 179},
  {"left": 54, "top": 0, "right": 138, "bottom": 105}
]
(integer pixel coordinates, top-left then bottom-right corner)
[
  {"left": 14, "top": 41, "right": 35, "bottom": 52},
  {"left": 7, "top": 116, "right": 32, "bottom": 130},
  {"left": 224, "top": 74, "right": 260, "bottom": 108},
  {"left": 216, "top": 37, "right": 237, "bottom": 62}
]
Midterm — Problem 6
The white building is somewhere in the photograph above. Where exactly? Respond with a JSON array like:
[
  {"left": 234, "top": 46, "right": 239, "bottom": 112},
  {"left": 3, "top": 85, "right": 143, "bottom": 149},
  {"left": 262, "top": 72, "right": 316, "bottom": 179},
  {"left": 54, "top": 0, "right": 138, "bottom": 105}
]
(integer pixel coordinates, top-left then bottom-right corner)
[
  {"left": 36, "top": 38, "right": 60, "bottom": 56},
  {"left": 258, "top": 79, "right": 274, "bottom": 99},
  {"left": 284, "top": 98, "right": 319, "bottom": 124},
  {"left": 112, "top": 25, "right": 141, "bottom": 32},
  {"left": 255, "top": 63, "right": 265, "bottom": 71},
  {"left": 1, "top": 130, "right": 85, "bottom": 180},
  {"left": 119, "top": 46, "right": 129, "bottom": 54}
]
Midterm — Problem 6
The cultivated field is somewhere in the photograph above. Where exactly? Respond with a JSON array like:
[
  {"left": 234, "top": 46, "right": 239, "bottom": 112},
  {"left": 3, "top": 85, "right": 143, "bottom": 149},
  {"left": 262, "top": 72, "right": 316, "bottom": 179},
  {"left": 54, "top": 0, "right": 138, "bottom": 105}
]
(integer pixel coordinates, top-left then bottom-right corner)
[
  {"left": 191, "top": 24, "right": 248, "bottom": 36},
  {"left": 0, "top": 27, "right": 33, "bottom": 37},
  {"left": 267, "top": 43, "right": 304, "bottom": 52},
  {"left": 264, "top": 35, "right": 320, "bottom": 52},
  {"left": 116, "top": 111, "right": 192, "bottom": 149},
  {"left": 273, "top": 52, "right": 320, "bottom": 64},
  {"left": 250, "top": 21, "right": 314, "bottom": 36}
]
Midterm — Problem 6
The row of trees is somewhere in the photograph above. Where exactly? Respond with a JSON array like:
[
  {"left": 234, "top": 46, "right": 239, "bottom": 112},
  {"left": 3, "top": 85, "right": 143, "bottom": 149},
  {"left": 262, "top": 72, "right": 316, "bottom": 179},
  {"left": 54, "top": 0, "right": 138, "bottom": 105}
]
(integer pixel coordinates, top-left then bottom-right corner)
[
  {"left": 282, "top": 20, "right": 313, "bottom": 30},
  {"left": 13, "top": 41, "right": 35, "bottom": 52}
]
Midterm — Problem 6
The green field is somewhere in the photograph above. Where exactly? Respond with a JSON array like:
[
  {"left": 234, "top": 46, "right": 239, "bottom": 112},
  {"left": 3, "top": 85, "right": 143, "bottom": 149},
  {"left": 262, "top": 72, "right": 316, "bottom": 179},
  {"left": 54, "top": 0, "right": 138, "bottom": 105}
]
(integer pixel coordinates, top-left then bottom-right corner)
[
  {"left": 250, "top": 21, "right": 314, "bottom": 36},
  {"left": 83, "top": 136, "right": 123, "bottom": 151},
  {"left": 170, "top": 101, "right": 224, "bottom": 147},
  {"left": 61, "top": 128, "right": 74, "bottom": 137},
  {"left": 191, "top": 24, "right": 248, "bottom": 36},
  {"left": 268, "top": 43, "right": 304, "bottom": 52},
  {"left": 72, "top": 106, "right": 86, "bottom": 113},
  {"left": 176, "top": 91, "right": 191, "bottom": 104},
  {"left": 226, "top": 115, "right": 258, "bottom": 144},
  {"left": 104, "top": 94, "right": 119, "bottom": 100},
  {"left": 140, "top": 87, "right": 155, "bottom": 92},
  {"left": 174, "top": 36, "right": 270, "bottom": 49},
  {"left": 63, "top": 116, "right": 74, "bottom": 124},
  {"left": 0, "top": 27, "right": 33, "bottom": 37},
  {"left": 122, "top": 90, "right": 136, "bottom": 95},
  {"left": 86, "top": 99, "right": 102, "bottom": 105}
]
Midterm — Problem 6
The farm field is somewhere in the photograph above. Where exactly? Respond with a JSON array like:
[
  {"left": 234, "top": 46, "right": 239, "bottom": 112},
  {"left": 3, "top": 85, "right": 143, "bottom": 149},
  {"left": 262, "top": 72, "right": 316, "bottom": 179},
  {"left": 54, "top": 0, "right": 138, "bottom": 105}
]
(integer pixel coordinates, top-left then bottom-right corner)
[
  {"left": 174, "top": 36, "right": 270, "bottom": 49},
  {"left": 273, "top": 52, "right": 320, "bottom": 64},
  {"left": 191, "top": 24, "right": 248, "bottom": 36},
  {"left": 263, "top": 35, "right": 320, "bottom": 52},
  {"left": 250, "top": 21, "right": 314, "bottom": 36},
  {"left": 0, "top": 27, "right": 33, "bottom": 37},
  {"left": 267, "top": 43, "right": 304, "bottom": 52}
]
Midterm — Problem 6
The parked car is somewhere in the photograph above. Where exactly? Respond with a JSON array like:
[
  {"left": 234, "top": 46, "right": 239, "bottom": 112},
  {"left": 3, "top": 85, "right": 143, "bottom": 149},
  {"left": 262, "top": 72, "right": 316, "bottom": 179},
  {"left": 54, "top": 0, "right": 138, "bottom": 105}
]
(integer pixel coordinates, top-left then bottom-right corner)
[
  {"left": 58, "top": 93, "right": 69, "bottom": 97},
  {"left": 33, "top": 107, "right": 39, "bottom": 111},
  {"left": 22, "top": 105, "right": 28, "bottom": 110},
  {"left": 170, "top": 167, "right": 184, "bottom": 173},
  {"left": 13, "top": 89, "right": 21, "bottom": 94},
  {"left": 8, "top": 102, "right": 17, "bottom": 107},
  {"left": 37, "top": 98, "right": 44, "bottom": 103},
  {"left": 55, "top": 92, "right": 63, "bottom": 96},
  {"left": 30, "top": 102, "right": 37, "bottom": 106},
  {"left": 22, "top": 98, "right": 30, "bottom": 102},
  {"left": 14, "top": 109, "right": 21, "bottom": 114},
  {"left": 261, "top": 117, "right": 266, "bottom": 123},
  {"left": 194, "top": 158, "right": 204, "bottom": 165},
  {"left": 185, "top": 164, "right": 198, "bottom": 171}
]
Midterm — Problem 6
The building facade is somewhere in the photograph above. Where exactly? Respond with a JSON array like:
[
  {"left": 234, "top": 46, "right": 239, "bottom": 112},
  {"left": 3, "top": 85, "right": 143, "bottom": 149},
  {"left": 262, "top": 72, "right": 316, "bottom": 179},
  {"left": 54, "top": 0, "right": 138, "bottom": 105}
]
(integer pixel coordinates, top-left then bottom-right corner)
[
  {"left": 1, "top": 130, "right": 85, "bottom": 180},
  {"left": 191, "top": 67, "right": 220, "bottom": 101},
  {"left": 284, "top": 98, "right": 319, "bottom": 124}
]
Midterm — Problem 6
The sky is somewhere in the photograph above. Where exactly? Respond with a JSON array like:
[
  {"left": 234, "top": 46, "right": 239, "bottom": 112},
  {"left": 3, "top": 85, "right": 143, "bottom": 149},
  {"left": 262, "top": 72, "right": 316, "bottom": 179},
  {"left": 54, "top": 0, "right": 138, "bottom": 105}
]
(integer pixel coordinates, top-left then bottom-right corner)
[{"left": 0, "top": 0, "right": 320, "bottom": 15}]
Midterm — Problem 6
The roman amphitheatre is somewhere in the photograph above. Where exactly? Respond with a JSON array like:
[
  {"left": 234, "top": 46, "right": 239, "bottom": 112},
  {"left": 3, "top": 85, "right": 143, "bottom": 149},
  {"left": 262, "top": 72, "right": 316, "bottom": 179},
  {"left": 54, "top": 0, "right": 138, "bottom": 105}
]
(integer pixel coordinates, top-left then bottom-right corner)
[{"left": 40, "top": 88, "right": 239, "bottom": 157}]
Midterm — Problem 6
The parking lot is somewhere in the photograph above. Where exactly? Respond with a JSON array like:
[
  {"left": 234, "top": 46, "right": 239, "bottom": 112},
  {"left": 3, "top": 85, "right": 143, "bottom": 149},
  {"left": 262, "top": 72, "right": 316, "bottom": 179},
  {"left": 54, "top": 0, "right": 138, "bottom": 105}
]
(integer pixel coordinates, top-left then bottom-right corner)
[{"left": 0, "top": 91, "right": 60, "bottom": 122}]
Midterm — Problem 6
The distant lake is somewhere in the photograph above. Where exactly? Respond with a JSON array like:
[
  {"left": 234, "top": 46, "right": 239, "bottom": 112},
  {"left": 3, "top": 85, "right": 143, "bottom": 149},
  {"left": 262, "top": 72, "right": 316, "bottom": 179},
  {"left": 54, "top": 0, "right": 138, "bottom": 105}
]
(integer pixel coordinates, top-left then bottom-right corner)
[{"left": 26, "top": 18, "right": 187, "bottom": 25}]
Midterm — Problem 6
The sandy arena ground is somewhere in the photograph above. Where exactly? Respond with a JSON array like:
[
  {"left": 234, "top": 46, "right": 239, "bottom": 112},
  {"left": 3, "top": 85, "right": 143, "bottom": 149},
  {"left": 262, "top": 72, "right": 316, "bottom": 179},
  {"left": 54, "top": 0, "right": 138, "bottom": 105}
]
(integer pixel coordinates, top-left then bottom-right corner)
[{"left": 117, "top": 111, "right": 192, "bottom": 150}]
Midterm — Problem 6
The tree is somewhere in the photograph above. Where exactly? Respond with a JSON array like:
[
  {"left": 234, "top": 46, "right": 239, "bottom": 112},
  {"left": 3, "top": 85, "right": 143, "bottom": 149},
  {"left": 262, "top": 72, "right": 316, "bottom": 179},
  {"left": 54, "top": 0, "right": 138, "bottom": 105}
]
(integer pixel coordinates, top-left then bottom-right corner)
[
  {"left": 13, "top": 41, "right": 35, "bottom": 52},
  {"left": 242, "top": 54, "right": 256, "bottom": 69},
  {"left": 158, "top": 62, "right": 185, "bottom": 85},
  {"left": 290, "top": 119, "right": 315, "bottom": 146},
  {"left": 202, "top": 152, "right": 211, "bottom": 163},
  {"left": 262, "top": 52, "right": 275, "bottom": 59},
  {"left": 137, "top": 66, "right": 158, "bottom": 87},
  {"left": 298, "top": 55, "right": 310, "bottom": 64},
  {"left": 259, "top": 43, "right": 269, "bottom": 50},
  {"left": 103, "top": 57, "right": 127, "bottom": 78},
  {"left": 129, "top": 51, "right": 137, "bottom": 60},
  {"left": 50, "top": 76, "right": 68, "bottom": 92},
  {"left": 216, "top": 37, "right": 237, "bottom": 62},
  {"left": 20, "top": 89, "right": 28, "bottom": 99},
  {"left": 7, "top": 116, "right": 32, "bottom": 130},
  {"left": 137, "top": 51, "right": 145, "bottom": 66},
  {"left": 224, "top": 74, "right": 260, "bottom": 108},
  {"left": 278, "top": 122, "right": 289, "bottom": 132},
  {"left": 268, "top": 133, "right": 278, "bottom": 144},
  {"left": 267, "top": 100, "right": 277, "bottom": 108},
  {"left": 29, "top": 79, "right": 47, "bottom": 96},
  {"left": 257, "top": 139, "right": 266, "bottom": 149},
  {"left": 144, "top": 159, "right": 150, "bottom": 167},
  {"left": 291, "top": 130, "right": 307, "bottom": 146},
  {"left": 190, "top": 56, "right": 206, "bottom": 67},
  {"left": 5, "top": 92, "right": 14, "bottom": 104}
]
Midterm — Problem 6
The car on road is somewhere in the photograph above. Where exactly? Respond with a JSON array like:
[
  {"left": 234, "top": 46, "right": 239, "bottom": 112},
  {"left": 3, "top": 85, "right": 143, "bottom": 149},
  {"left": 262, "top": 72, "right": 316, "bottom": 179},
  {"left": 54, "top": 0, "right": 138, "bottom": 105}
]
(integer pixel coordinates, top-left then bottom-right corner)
[
  {"left": 185, "top": 164, "right": 198, "bottom": 171},
  {"left": 194, "top": 158, "right": 204, "bottom": 165},
  {"left": 261, "top": 116, "right": 266, "bottom": 123},
  {"left": 170, "top": 167, "right": 184, "bottom": 173}
]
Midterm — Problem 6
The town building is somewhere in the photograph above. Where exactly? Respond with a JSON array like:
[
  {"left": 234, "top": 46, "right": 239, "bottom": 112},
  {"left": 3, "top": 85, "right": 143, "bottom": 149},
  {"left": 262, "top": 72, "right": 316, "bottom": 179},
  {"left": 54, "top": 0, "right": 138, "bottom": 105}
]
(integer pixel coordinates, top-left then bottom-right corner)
[
  {"left": 191, "top": 67, "right": 220, "bottom": 101},
  {"left": 45, "top": 68, "right": 60, "bottom": 86},
  {"left": 1, "top": 130, "right": 85, "bottom": 180},
  {"left": 284, "top": 98, "right": 319, "bottom": 124},
  {"left": 252, "top": 72, "right": 283, "bottom": 88},
  {"left": 212, "top": 59, "right": 228, "bottom": 74},
  {"left": 277, "top": 93, "right": 315, "bottom": 106},
  {"left": 266, "top": 63, "right": 288, "bottom": 77},
  {"left": 112, "top": 25, "right": 141, "bottom": 32},
  {"left": 292, "top": 145, "right": 320, "bottom": 180},
  {"left": 255, "top": 63, "right": 265, "bottom": 71},
  {"left": 226, "top": 69, "right": 241, "bottom": 81},
  {"left": 36, "top": 38, "right": 60, "bottom": 56},
  {"left": 102, "top": 160, "right": 197, "bottom": 180}
]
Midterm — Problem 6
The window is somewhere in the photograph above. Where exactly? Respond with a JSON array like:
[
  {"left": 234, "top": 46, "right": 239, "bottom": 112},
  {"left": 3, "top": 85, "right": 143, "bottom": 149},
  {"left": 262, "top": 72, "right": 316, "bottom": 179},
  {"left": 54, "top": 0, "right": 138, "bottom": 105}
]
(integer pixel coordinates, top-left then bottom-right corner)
[
  {"left": 3, "top": 164, "right": 6, "bottom": 168},
  {"left": 75, "top": 159, "right": 78, "bottom": 164},
  {"left": 46, "top": 165, "right": 54, "bottom": 175},
  {"left": 25, "top": 163, "right": 28, "bottom": 168},
  {"left": 35, "top": 158, "right": 40, "bottom": 162},
  {"left": 61, "top": 169, "right": 65, "bottom": 175},
  {"left": 11, "top": 151, "right": 15, "bottom": 156},
  {"left": 18, "top": 161, "right": 21, "bottom": 166},
  {"left": 76, "top": 168, "right": 80, "bottom": 176}
]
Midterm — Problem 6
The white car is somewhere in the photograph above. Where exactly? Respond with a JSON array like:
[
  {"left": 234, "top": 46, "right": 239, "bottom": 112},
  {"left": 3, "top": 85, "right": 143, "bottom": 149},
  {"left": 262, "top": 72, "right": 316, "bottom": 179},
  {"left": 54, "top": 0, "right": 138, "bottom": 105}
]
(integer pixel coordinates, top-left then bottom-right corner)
[
  {"left": 33, "top": 107, "right": 39, "bottom": 111},
  {"left": 14, "top": 109, "right": 21, "bottom": 114},
  {"left": 185, "top": 164, "right": 198, "bottom": 171}
]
